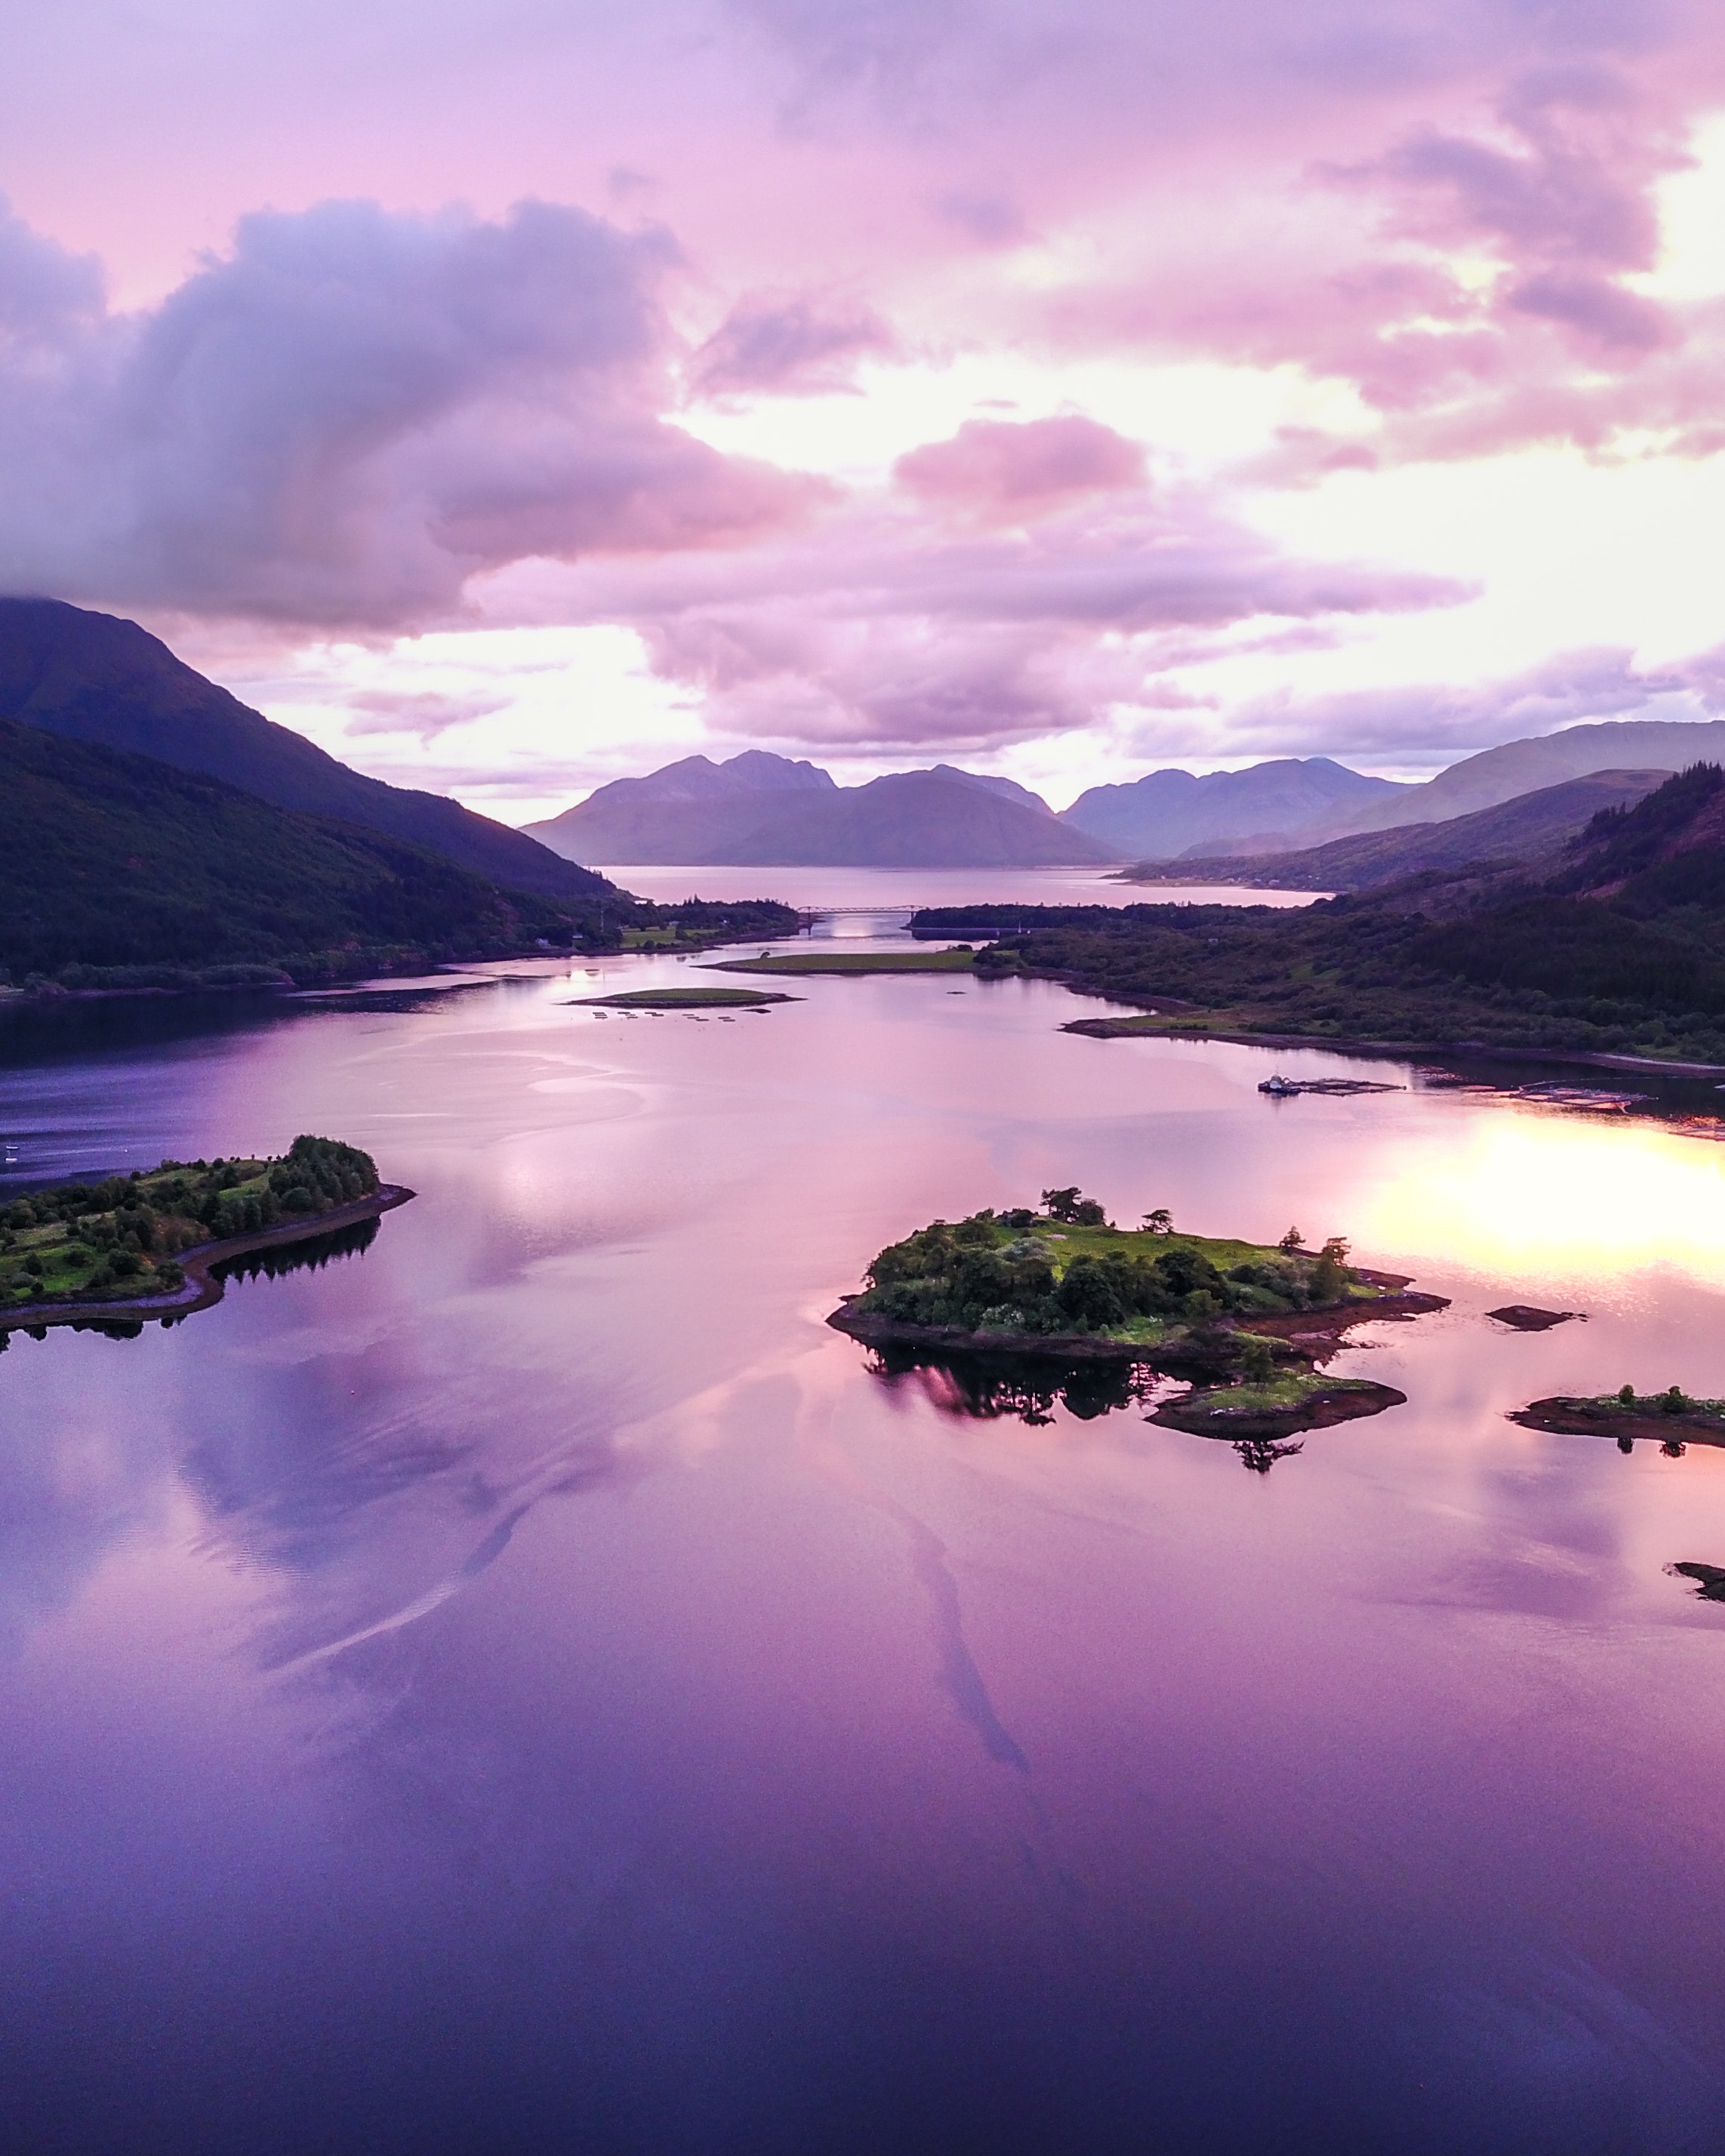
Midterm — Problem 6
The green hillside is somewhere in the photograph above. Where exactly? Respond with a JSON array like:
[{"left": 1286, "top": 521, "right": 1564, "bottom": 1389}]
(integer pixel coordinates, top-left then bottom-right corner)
[
  {"left": 915, "top": 766, "right": 1725, "bottom": 1065},
  {"left": 0, "top": 716, "right": 599, "bottom": 985},
  {"left": 1120, "top": 770, "right": 1671, "bottom": 892}
]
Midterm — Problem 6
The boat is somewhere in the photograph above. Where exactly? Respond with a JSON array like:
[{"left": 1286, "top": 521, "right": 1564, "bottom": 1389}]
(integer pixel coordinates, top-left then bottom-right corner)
[{"left": 1258, "top": 1074, "right": 1300, "bottom": 1096}]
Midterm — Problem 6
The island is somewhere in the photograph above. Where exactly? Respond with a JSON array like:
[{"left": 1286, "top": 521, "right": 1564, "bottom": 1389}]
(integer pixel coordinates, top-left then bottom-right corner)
[
  {"left": 1510, "top": 1386, "right": 1725, "bottom": 1449},
  {"left": 828, "top": 1190, "right": 1444, "bottom": 1440},
  {"left": 572, "top": 985, "right": 799, "bottom": 1011},
  {"left": 0, "top": 1135, "right": 411, "bottom": 1335},
  {"left": 707, "top": 949, "right": 976, "bottom": 978}
]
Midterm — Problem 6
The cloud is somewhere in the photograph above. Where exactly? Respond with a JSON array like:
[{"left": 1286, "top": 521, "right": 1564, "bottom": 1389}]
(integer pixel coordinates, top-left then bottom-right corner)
[
  {"left": 1222, "top": 646, "right": 1711, "bottom": 759},
  {"left": 932, "top": 191, "right": 1030, "bottom": 246},
  {"left": 340, "top": 688, "right": 514, "bottom": 740},
  {"left": 689, "top": 291, "right": 895, "bottom": 396},
  {"left": 0, "top": 196, "right": 827, "bottom": 629},
  {"left": 538, "top": 474, "right": 1471, "bottom": 751},
  {"left": 893, "top": 415, "right": 1146, "bottom": 519}
]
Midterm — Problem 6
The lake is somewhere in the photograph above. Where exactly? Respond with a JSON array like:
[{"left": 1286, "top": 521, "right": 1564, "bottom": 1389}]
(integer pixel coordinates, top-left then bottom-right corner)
[{"left": 3, "top": 946, "right": 1725, "bottom": 2153}]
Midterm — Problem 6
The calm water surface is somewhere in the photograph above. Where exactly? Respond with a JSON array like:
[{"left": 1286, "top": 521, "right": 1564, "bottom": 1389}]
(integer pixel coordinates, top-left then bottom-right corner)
[
  {"left": 597, "top": 863, "right": 1320, "bottom": 910},
  {"left": 4, "top": 950, "right": 1725, "bottom": 2153}
]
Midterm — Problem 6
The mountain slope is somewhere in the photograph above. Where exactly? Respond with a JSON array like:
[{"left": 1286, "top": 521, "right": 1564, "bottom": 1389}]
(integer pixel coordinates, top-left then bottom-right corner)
[
  {"left": 528, "top": 755, "right": 1107, "bottom": 864},
  {"left": 1120, "top": 770, "right": 1671, "bottom": 892},
  {"left": 0, "top": 598, "right": 607, "bottom": 900},
  {"left": 0, "top": 717, "right": 593, "bottom": 981},
  {"left": 1060, "top": 757, "right": 1409, "bottom": 858},
  {"left": 1327, "top": 717, "right": 1725, "bottom": 839}
]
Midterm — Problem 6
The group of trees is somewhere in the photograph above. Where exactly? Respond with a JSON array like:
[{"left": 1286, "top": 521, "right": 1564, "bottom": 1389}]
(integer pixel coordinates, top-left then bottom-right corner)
[
  {"left": 0, "top": 1136, "right": 381, "bottom": 1306},
  {"left": 859, "top": 1208, "right": 1358, "bottom": 1338}
]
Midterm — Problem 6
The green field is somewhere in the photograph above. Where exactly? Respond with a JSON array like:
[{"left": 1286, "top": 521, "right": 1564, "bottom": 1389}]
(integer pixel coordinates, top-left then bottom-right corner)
[
  {"left": 0, "top": 1136, "right": 379, "bottom": 1311},
  {"left": 709, "top": 948, "right": 976, "bottom": 977},
  {"left": 577, "top": 985, "right": 797, "bottom": 1009}
]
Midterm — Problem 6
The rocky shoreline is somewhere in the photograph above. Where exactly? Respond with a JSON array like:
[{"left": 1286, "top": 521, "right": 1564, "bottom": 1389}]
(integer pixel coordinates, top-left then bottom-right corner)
[{"left": 1509, "top": 1395, "right": 1725, "bottom": 1447}]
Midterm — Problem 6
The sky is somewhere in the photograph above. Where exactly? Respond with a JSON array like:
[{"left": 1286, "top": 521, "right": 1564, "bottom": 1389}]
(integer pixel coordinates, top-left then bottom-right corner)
[{"left": 7, "top": 2, "right": 1725, "bottom": 821}]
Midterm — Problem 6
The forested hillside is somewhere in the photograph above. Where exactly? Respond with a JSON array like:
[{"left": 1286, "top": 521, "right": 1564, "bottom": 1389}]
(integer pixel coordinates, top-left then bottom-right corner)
[{"left": 0, "top": 717, "right": 603, "bottom": 985}]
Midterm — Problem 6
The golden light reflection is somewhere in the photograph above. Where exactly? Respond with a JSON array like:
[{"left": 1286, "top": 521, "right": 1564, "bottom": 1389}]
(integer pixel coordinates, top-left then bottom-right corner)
[{"left": 1357, "top": 1110, "right": 1725, "bottom": 1285}]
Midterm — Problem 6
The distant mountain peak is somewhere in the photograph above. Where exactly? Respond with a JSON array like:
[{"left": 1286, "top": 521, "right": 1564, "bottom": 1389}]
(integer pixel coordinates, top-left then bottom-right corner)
[
  {"left": 1060, "top": 755, "right": 1408, "bottom": 859},
  {"left": 525, "top": 754, "right": 1110, "bottom": 866}
]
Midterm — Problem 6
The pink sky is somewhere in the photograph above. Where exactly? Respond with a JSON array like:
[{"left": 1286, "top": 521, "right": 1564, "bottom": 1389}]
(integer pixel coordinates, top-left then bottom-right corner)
[{"left": 7, "top": 0, "right": 1725, "bottom": 816}]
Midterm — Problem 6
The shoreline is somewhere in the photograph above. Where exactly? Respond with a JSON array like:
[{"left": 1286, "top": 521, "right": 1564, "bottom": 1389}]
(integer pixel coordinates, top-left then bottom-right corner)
[
  {"left": 827, "top": 1282, "right": 1447, "bottom": 1369},
  {"left": 1055, "top": 1013, "right": 1725, "bottom": 1080},
  {"left": 0, "top": 1184, "right": 415, "bottom": 1333}
]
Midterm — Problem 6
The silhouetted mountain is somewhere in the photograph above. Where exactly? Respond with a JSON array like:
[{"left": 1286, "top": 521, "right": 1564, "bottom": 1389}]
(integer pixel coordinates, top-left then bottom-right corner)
[
  {"left": 925, "top": 765, "right": 1054, "bottom": 816},
  {"left": 1120, "top": 770, "right": 1672, "bottom": 892},
  {"left": 1059, "top": 757, "right": 1408, "bottom": 858},
  {"left": 0, "top": 716, "right": 596, "bottom": 984},
  {"left": 1326, "top": 717, "right": 1725, "bottom": 839},
  {"left": 528, "top": 754, "right": 1106, "bottom": 865},
  {"left": 0, "top": 598, "right": 607, "bottom": 900},
  {"left": 580, "top": 749, "right": 837, "bottom": 807}
]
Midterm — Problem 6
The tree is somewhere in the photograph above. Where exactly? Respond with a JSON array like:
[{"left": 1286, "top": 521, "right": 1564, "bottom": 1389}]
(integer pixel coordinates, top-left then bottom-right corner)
[
  {"left": 1278, "top": 1227, "right": 1304, "bottom": 1252},
  {"left": 1311, "top": 1236, "right": 1351, "bottom": 1304},
  {"left": 1142, "top": 1208, "right": 1173, "bottom": 1235},
  {"left": 1041, "top": 1187, "right": 1108, "bottom": 1226}
]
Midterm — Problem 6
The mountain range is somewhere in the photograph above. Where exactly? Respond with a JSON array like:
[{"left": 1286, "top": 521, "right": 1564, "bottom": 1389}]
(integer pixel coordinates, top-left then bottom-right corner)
[
  {"left": 1058, "top": 757, "right": 1409, "bottom": 858},
  {"left": 526, "top": 753, "right": 1115, "bottom": 867},
  {"left": 532, "top": 723, "right": 1725, "bottom": 869}
]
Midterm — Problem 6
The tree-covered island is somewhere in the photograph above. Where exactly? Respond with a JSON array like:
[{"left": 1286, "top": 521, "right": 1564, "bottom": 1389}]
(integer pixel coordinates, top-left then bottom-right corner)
[
  {"left": 830, "top": 1191, "right": 1444, "bottom": 1436},
  {"left": 0, "top": 1135, "right": 402, "bottom": 1328}
]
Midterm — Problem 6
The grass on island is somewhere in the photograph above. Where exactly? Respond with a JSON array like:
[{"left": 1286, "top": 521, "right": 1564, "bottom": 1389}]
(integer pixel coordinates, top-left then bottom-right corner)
[
  {"left": 576, "top": 985, "right": 797, "bottom": 1009},
  {"left": 853, "top": 1191, "right": 1376, "bottom": 1344},
  {"left": 0, "top": 1136, "right": 380, "bottom": 1311},
  {"left": 1587, "top": 1384, "right": 1725, "bottom": 1418},
  {"left": 709, "top": 947, "right": 977, "bottom": 977},
  {"left": 1187, "top": 1370, "right": 1379, "bottom": 1412}
]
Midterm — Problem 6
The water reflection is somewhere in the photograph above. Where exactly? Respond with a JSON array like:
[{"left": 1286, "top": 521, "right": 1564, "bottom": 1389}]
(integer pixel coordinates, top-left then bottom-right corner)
[
  {"left": 867, "top": 1347, "right": 1314, "bottom": 1471},
  {"left": 209, "top": 1213, "right": 379, "bottom": 1285},
  {"left": 867, "top": 1342, "right": 1154, "bottom": 1424}
]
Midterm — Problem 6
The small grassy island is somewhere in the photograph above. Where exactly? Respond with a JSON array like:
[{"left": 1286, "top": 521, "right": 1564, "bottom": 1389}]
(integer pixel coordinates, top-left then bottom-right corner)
[
  {"left": 1511, "top": 1386, "right": 1725, "bottom": 1450},
  {"left": 574, "top": 986, "right": 798, "bottom": 1009},
  {"left": 0, "top": 1135, "right": 408, "bottom": 1334},
  {"left": 708, "top": 949, "right": 976, "bottom": 978},
  {"left": 830, "top": 1190, "right": 1443, "bottom": 1443}
]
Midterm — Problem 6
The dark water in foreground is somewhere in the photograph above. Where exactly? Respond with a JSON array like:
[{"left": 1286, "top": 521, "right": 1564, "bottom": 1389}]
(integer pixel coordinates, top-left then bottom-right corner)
[{"left": 5, "top": 956, "right": 1725, "bottom": 2154}]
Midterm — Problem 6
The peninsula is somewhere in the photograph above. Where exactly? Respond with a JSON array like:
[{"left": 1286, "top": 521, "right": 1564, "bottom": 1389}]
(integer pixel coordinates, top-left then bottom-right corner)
[
  {"left": 0, "top": 1135, "right": 410, "bottom": 1333},
  {"left": 829, "top": 1192, "right": 1445, "bottom": 1436}
]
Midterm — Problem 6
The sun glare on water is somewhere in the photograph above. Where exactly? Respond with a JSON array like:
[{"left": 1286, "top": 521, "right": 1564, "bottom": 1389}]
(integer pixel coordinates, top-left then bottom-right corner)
[{"left": 1359, "top": 1110, "right": 1725, "bottom": 1286}]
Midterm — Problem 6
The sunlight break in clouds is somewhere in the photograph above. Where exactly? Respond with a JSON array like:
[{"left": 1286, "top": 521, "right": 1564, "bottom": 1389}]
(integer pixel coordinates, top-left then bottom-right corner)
[{"left": 8, "top": 1, "right": 1725, "bottom": 812}]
